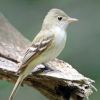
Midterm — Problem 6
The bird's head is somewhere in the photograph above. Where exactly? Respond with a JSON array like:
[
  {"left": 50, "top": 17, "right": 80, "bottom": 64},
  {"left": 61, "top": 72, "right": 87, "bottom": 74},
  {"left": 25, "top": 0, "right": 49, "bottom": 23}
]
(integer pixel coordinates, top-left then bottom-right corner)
[{"left": 42, "top": 8, "right": 78, "bottom": 30}]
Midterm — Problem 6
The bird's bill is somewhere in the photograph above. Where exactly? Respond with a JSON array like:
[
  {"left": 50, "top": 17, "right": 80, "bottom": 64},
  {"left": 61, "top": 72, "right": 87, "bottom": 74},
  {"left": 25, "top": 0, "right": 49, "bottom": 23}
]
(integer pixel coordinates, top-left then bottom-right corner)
[{"left": 67, "top": 17, "right": 78, "bottom": 23}]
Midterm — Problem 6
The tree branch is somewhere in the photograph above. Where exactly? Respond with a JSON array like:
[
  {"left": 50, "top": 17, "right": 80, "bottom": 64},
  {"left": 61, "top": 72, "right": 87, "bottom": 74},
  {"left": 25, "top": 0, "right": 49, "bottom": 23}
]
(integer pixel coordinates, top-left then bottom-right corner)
[{"left": 0, "top": 14, "right": 96, "bottom": 100}]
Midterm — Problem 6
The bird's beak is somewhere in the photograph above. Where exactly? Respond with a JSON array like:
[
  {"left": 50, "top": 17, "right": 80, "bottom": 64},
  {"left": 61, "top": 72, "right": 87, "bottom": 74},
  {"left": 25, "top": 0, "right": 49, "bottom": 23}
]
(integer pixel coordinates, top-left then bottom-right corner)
[{"left": 67, "top": 17, "right": 78, "bottom": 23}]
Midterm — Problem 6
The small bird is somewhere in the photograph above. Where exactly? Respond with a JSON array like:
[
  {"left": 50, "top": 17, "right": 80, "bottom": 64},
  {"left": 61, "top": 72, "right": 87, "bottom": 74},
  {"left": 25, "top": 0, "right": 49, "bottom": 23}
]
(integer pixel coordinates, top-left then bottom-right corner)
[{"left": 9, "top": 8, "right": 78, "bottom": 100}]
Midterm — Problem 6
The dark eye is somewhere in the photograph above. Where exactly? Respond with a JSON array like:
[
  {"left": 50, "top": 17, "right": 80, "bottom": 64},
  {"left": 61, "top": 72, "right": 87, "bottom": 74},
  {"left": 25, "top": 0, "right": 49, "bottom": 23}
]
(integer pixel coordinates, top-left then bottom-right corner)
[{"left": 58, "top": 16, "right": 62, "bottom": 21}]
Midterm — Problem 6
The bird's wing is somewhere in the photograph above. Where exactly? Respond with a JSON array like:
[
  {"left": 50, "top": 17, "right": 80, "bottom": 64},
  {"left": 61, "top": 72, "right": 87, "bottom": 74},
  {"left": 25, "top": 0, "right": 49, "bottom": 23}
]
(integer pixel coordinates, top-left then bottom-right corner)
[{"left": 18, "top": 32, "right": 54, "bottom": 72}]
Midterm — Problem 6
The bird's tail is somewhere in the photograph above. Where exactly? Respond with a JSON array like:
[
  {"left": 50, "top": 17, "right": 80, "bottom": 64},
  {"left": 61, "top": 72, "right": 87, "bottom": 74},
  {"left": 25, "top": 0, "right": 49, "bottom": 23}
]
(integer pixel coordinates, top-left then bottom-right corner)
[{"left": 9, "top": 74, "right": 25, "bottom": 100}]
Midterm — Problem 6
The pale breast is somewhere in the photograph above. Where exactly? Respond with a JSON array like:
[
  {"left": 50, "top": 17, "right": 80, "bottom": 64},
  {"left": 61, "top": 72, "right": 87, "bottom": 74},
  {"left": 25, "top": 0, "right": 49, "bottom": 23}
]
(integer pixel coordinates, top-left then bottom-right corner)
[
  {"left": 32, "top": 27, "right": 67, "bottom": 63},
  {"left": 54, "top": 27, "right": 67, "bottom": 52},
  {"left": 38, "top": 27, "right": 67, "bottom": 62}
]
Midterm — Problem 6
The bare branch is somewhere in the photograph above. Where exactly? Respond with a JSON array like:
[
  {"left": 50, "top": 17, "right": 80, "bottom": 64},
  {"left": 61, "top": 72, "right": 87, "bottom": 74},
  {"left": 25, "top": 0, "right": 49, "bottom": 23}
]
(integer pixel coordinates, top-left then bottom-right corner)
[{"left": 0, "top": 14, "right": 96, "bottom": 100}]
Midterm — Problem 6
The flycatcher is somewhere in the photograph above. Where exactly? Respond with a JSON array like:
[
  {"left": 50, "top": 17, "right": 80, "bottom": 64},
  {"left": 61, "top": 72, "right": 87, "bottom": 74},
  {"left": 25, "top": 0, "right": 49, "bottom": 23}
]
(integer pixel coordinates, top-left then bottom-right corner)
[{"left": 9, "top": 8, "right": 78, "bottom": 100}]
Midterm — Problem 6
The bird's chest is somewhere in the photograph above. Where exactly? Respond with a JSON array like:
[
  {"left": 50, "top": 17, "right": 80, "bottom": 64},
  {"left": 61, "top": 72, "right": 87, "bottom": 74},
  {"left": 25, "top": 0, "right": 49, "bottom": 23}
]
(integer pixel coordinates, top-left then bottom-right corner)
[
  {"left": 53, "top": 27, "right": 67, "bottom": 50},
  {"left": 39, "top": 28, "right": 67, "bottom": 62}
]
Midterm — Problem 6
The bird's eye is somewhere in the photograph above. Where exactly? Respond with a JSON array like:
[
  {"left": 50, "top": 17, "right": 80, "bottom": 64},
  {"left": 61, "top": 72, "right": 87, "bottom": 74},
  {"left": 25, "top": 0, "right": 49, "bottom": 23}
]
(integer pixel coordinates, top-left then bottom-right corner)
[{"left": 58, "top": 16, "right": 62, "bottom": 21}]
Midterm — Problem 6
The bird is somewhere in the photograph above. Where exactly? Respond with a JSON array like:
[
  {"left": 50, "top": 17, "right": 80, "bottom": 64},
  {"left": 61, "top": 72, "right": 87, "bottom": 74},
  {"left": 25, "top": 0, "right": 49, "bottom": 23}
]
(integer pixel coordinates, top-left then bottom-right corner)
[{"left": 9, "top": 8, "right": 78, "bottom": 100}]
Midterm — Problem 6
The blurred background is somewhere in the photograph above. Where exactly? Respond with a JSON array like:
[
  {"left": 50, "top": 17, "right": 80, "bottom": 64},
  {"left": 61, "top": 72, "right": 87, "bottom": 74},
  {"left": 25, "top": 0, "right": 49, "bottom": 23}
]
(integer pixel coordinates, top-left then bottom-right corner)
[{"left": 0, "top": 0, "right": 100, "bottom": 100}]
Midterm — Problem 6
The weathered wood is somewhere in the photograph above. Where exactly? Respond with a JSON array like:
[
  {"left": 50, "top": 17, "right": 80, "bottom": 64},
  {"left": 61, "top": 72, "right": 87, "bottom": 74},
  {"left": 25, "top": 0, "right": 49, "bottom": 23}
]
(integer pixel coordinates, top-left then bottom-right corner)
[{"left": 0, "top": 14, "right": 96, "bottom": 100}]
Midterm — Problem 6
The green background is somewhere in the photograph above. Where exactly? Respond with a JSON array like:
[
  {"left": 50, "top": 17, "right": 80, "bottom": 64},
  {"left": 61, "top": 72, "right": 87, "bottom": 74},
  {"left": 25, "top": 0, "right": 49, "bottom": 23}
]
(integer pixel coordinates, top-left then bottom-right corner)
[{"left": 0, "top": 0, "right": 100, "bottom": 100}]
